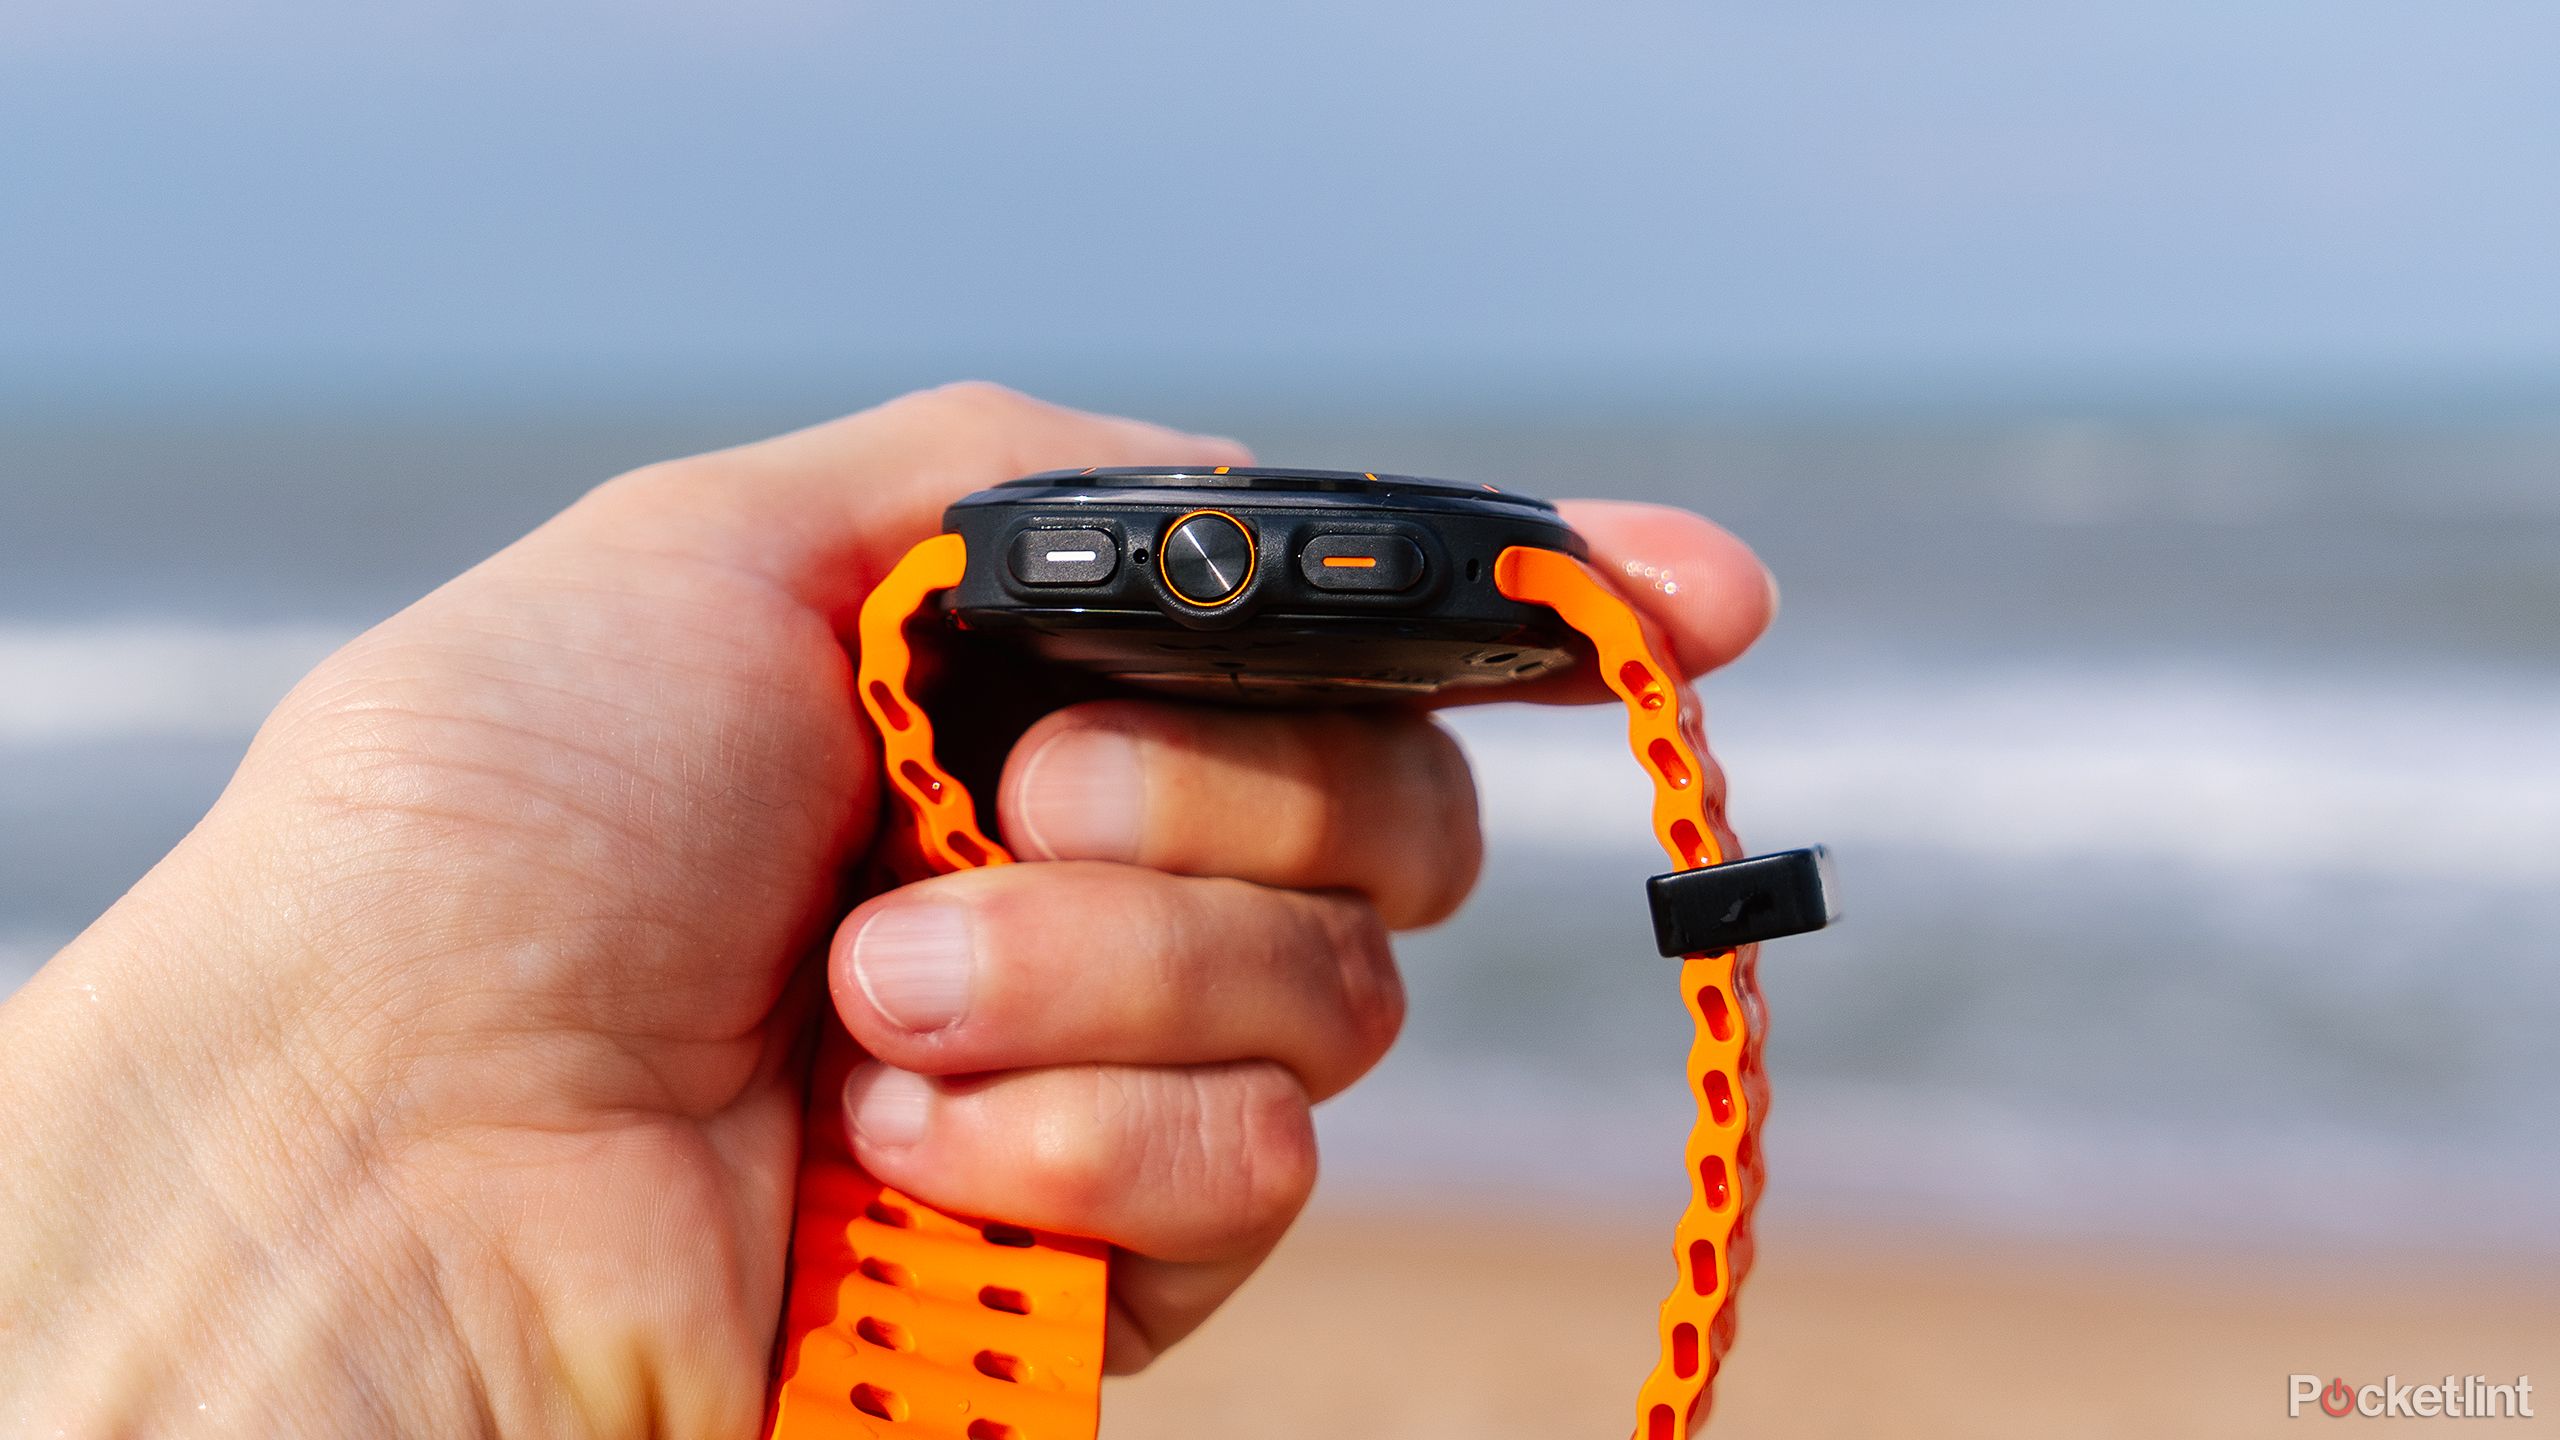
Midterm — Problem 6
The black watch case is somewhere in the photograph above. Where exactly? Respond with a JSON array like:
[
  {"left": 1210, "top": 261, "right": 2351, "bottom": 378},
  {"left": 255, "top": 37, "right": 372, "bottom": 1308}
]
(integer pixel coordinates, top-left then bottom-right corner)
[{"left": 938, "top": 467, "right": 1590, "bottom": 700}]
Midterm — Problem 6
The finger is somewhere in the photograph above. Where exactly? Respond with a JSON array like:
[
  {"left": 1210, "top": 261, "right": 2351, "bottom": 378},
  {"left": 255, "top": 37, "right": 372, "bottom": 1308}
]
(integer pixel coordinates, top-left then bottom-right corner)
[
  {"left": 559, "top": 381, "right": 1251, "bottom": 604},
  {"left": 840, "top": 1059, "right": 1317, "bottom": 1270},
  {"left": 1564, "top": 499, "right": 1776, "bottom": 674},
  {"left": 1442, "top": 500, "right": 1776, "bottom": 708},
  {"left": 830, "top": 863, "right": 1402, "bottom": 1102},
  {"left": 998, "top": 701, "right": 1482, "bottom": 929}
]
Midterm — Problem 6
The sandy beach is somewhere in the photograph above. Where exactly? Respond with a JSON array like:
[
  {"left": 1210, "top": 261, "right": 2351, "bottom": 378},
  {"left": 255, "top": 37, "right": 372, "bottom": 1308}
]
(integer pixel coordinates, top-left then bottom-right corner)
[{"left": 1106, "top": 1204, "right": 2559, "bottom": 1439}]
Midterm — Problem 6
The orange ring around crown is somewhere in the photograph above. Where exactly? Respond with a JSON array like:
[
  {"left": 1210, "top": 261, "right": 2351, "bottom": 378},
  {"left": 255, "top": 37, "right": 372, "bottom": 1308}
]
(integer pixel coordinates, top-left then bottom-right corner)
[{"left": 1157, "top": 509, "right": 1257, "bottom": 606}]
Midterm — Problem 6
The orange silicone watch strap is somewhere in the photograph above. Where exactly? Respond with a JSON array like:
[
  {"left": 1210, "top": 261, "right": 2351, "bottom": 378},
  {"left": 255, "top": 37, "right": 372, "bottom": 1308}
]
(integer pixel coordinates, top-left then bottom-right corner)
[
  {"left": 764, "top": 534, "right": 1761, "bottom": 1440},
  {"left": 765, "top": 532, "right": 1109, "bottom": 1440},
  {"left": 1494, "top": 545, "right": 1765, "bottom": 1440}
]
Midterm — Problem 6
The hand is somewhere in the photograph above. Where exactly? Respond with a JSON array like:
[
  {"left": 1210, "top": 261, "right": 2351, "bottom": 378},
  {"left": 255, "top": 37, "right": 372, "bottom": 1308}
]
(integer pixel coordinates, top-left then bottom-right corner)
[{"left": 0, "top": 384, "right": 1775, "bottom": 1438}]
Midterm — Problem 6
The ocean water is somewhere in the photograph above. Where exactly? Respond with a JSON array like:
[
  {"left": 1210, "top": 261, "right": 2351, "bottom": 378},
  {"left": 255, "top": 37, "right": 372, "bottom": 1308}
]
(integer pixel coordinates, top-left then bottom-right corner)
[{"left": 4, "top": 407, "right": 2556, "bottom": 1254}]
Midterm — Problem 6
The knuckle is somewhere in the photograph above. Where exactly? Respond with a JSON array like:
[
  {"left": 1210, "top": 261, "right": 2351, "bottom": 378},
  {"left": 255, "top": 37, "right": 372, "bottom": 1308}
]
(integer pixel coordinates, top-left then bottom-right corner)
[
  {"left": 902, "top": 379, "right": 1043, "bottom": 426},
  {"left": 1263, "top": 716, "right": 1346, "bottom": 873},
  {"left": 1408, "top": 718, "right": 1486, "bottom": 926},
  {"left": 586, "top": 455, "right": 693, "bottom": 506},
  {"left": 1107, "top": 881, "right": 1198, "bottom": 1035},
  {"left": 1283, "top": 712, "right": 1483, "bottom": 929},
  {"left": 1080, "top": 1064, "right": 1315, "bottom": 1260},
  {"left": 1142, "top": 1063, "right": 1314, "bottom": 1257},
  {"left": 1220, "top": 1063, "right": 1319, "bottom": 1237},
  {"left": 1085, "top": 876, "right": 1192, "bottom": 1040},
  {"left": 573, "top": 456, "right": 730, "bottom": 535},
  {"left": 1326, "top": 902, "right": 1407, "bottom": 1070},
  {"left": 991, "top": 867, "right": 1194, "bottom": 1028},
  {"left": 256, "top": 636, "right": 484, "bottom": 820},
  {"left": 1019, "top": 1068, "right": 1133, "bottom": 1217}
]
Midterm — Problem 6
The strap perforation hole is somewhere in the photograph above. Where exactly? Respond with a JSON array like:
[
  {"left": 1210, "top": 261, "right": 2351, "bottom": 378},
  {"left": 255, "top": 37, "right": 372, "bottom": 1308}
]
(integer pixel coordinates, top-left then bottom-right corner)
[
  {"left": 974, "top": 1349, "right": 1032, "bottom": 1384},
  {"left": 867, "top": 681, "right": 912, "bottom": 731},
  {"left": 1648, "top": 1402, "right": 1677, "bottom": 1440},
  {"left": 982, "top": 1222, "right": 1036, "bottom": 1248},
  {"left": 849, "top": 1383, "right": 909, "bottom": 1421},
  {"left": 1703, "top": 1070, "right": 1737, "bottom": 1126},
  {"left": 1620, "top": 661, "right": 1667, "bottom": 711},
  {"left": 853, "top": 1316, "right": 911, "bottom": 1351},
  {"left": 898, "top": 759, "right": 944, "bottom": 800},
  {"left": 1697, "top": 986, "right": 1733, "bottom": 1042},
  {"left": 1668, "top": 818, "right": 1712, "bottom": 868},
  {"left": 856, "top": 1256, "right": 911, "bottom": 1289},
  {"left": 863, "top": 1200, "right": 911, "bottom": 1228},
  {"left": 967, "top": 1422, "right": 1020, "bottom": 1440},
  {"left": 978, "top": 1285, "right": 1032, "bottom": 1315},
  {"left": 947, "top": 831, "right": 992, "bottom": 865},
  {"left": 1688, "top": 1238, "right": 1721, "bottom": 1296},
  {"left": 1672, "top": 1321, "right": 1701, "bottom": 1379},
  {"left": 1699, "top": 1155, "right": 1732, "bottom": 1210},
  {"left": 1646, "top": 738, "right": 1694, "bottom": 790}
]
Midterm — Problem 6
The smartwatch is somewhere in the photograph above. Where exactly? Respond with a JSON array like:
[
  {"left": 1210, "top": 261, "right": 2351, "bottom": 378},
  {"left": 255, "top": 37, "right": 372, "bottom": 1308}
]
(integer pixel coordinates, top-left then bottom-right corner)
[{"left": 761, "top": 467, "right": 1834, "bottom": 1440}]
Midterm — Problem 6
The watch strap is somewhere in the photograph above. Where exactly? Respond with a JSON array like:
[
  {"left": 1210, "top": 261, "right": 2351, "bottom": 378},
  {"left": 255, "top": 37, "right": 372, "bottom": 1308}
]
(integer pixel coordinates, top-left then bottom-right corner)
[
  {"left": 1494, "top": 545, "right": 1765, "bottom": 1440},
  {"left": 765, "top": 531, "right": 1110, "bottom": 1440}
]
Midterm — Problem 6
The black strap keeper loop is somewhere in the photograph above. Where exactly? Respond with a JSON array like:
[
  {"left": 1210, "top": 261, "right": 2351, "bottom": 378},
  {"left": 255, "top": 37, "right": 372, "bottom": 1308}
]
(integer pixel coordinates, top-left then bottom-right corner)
[{"left": 1647, "top": 846, "right": 1837, "bottom": 957}]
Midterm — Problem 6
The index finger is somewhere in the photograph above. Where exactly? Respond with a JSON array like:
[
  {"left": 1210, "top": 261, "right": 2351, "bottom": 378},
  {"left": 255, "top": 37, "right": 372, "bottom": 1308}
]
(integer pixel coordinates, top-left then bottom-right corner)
[{"left": 1437, "top": 499, "right": 1778, "bottom": 707}]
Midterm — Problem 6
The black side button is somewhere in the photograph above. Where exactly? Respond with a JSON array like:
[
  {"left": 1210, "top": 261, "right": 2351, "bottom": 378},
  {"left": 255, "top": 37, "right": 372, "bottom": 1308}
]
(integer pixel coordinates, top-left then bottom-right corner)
[
  {"left": 1647, "top": 846, "right": 1837, "bottom": 956},
  {"left": 1009, "top": 528, "right": 1118, "bottom": 586},
  {"left": 1300, "top": 534, "right": 1424, "bottom": 592}
]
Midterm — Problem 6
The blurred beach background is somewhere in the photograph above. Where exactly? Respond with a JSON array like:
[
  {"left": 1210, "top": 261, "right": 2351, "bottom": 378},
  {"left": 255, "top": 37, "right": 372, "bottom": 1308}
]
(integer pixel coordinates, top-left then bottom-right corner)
[{"left": 6, "top": 4, "right": 2556, "bottom": 1435}]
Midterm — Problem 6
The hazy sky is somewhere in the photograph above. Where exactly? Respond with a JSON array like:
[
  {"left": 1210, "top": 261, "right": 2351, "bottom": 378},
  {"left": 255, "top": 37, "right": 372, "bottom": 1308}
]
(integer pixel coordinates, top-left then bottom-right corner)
[{"left": 5, "top": 1, "right": 2556, "bottom": 405}]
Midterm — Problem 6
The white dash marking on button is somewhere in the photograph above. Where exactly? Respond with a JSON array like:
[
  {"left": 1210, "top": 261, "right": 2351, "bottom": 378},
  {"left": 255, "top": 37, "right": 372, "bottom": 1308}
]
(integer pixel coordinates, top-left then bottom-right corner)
[{"left": 1044, "top": 549, "right": 1099, "bottom": 564}]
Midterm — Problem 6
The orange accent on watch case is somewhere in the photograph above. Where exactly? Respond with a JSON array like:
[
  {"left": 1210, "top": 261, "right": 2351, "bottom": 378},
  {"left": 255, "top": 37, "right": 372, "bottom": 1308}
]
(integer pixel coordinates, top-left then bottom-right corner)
[{"left": 1156, "top": 509, "right": 1255, "bottom": 606}]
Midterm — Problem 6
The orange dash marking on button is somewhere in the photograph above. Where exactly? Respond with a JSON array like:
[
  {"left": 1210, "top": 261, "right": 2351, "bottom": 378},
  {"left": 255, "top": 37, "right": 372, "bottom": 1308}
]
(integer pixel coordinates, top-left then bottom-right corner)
[{"left": 1320, "top": 555, "right": 1379, "bottom": 569}]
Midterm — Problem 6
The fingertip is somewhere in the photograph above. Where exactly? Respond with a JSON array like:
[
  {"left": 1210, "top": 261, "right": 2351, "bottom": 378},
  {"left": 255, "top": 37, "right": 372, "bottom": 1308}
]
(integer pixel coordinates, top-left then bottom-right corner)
[
  {"left": 842, "top": 1061, "right": 936, "bottom": 1153},
  {"left": 834, "top": 897, "right": 977, "bottom": 1042},
  {"left": 998, "top": 706, "right": 1149, "bottom": 865},
  {"left": 1555, "top": 499, "right": 1777, "bottom": 675}
]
